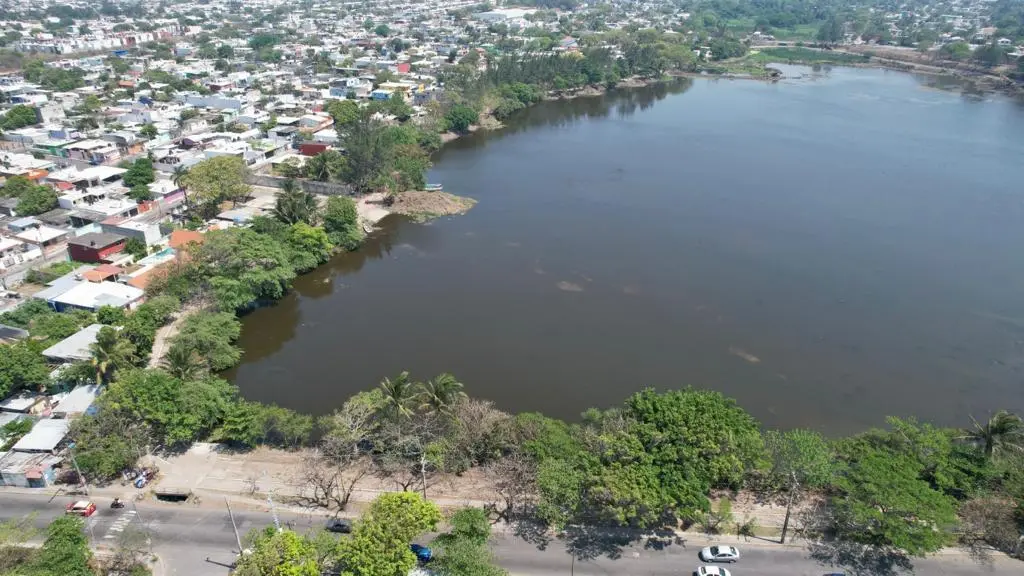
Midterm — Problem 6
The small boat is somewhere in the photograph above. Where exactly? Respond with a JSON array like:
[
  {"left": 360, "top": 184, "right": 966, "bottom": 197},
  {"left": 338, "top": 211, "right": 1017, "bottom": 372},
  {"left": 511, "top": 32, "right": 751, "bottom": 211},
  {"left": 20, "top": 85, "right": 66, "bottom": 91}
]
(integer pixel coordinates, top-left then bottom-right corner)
[{"left": 424, "top": 183, "right": 443, "bottom": 192}]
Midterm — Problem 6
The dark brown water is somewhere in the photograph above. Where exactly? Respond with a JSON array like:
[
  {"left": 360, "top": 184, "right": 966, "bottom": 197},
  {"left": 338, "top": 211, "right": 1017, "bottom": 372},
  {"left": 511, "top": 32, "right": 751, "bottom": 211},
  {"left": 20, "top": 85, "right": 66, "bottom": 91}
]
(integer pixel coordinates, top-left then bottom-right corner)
[{"left": 228, "top": 66, "right": 1024, "bottom": 435}]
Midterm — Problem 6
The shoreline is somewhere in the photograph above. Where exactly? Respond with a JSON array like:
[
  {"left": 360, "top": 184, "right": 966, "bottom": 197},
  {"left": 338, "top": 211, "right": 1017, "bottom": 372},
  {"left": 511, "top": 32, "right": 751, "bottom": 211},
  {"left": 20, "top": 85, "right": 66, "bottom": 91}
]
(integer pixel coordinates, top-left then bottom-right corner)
[{"left": 355, "top": 189, "right": 477, "bottom": 229}]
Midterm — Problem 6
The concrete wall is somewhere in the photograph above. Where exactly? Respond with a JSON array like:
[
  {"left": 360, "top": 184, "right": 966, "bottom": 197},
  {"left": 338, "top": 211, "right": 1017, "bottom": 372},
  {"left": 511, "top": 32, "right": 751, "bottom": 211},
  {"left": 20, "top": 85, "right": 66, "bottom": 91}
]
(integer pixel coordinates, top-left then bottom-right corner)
[{"left": 245, "top": 173, "right": 352, "bottom": 196}]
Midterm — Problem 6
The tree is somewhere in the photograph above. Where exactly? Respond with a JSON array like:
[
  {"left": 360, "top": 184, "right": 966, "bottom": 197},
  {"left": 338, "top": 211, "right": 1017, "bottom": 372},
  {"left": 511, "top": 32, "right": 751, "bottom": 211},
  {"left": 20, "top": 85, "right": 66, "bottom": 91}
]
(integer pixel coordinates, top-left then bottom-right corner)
[
  {"left": 101, "top": 368, "right": 235, "bottom": 446},
  {"left": 160, "top": 343, "right": 207, "bottom": 380},
  {"left": 124, "top": 237, "right": 148, "bottom": 260},
  {"left": 0, "top": 104, "right": 38, "bottom": 130},
  {"left": 323, "top": 196, "right": 362, "bottom": 249},
  {"left": 419, "top": 373, "right": 467, "bottom": 415},
  {"left": 273, "top": 179, "right": 321, "bottom": 225},
  {"left": 96, "top": 305, "right": 127, "bottom": 326},
  {"left": 0, "top": 341, "right": 50, "bottom": 397},
  {"left": 286, "top": 223, "right": 333, "bottom": 273},
  {"left": 122, "top": 157, "right": 155, "bottom": 188},
  {"left": 234, "top": 526, "right": 321, "bottom": 576},
  {"left": 15, "top": 184, "right": 57, "bottom": 216},
  {"left": 338, "top": 492, "right": 441, "bottom": 576},
  {"left": 171, "top": 164, "right": 191, "bottom": 211},
  {"left": 193, "top": 227, "right": 296, "bottom": 311},
  {"left": 832, "top": 447, "right": 956, "bottom": 555},
  {"left": 380, "top": 371, "right": 419, "bottom": 422},
  {"left": 960, "top": 411, "right": 1024, "bottom": 460},
  {"left": 217, "top": 400, "right": 312, "bottom": 448},
  {"left": 139, "top": 123, "right": 158, "bottom": 139},
  {"left": 305, "top": 150, "right": 347, "bottom": 182},
  {"left": 89, "top": 325, "right": 137, "bottom": 384},
  {"left": 437, "top": 507, "right": 491, "bottom": 547},
  {"left": 30, "top": 516, "right": 92, "bottom": 576},
  {"left": 444, "top": 104, "right": 479, "bottom": 133},
  {"left": 168, "top": 312, "right": 242, "bottom": 371},
  {"left": 817, "top": 16, "right": 843, "bottom": 46},
  {"left": 326, "top": 99, "right": 360, "bottom": 129},
  {"left": 432, "top": 536, "right": 506, "bottom": 576},
  {"left": 180, "top": 155, "right": 251, "bottom": 208},
  {"left": 764, "top": 429, "right": 833, "bottom": 543},
  {"left": 374, "top": 24, "right": 390, "bottom": 37},
  {"left": 128, "top": 183, "right": 152, "bottom": 203}
]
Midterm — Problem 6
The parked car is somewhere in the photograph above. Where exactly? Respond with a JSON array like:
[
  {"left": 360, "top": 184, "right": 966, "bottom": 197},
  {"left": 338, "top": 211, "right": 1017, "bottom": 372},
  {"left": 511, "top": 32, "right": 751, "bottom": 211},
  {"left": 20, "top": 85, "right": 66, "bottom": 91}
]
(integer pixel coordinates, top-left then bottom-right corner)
[
  {"left": 65, "top": 500, "right": 97, "bottom": 517},
  {"left": 410, "top": 544, "right": 432, "bottom": 563},
  {"left": 325, "top": 518, "right": 352, "bottom": 533},
  {"left": 696, "top": 567, "right": 732, "bottom": 576},
  {"left": 699, "top": 545, "right": 740, "bottom": 563}
]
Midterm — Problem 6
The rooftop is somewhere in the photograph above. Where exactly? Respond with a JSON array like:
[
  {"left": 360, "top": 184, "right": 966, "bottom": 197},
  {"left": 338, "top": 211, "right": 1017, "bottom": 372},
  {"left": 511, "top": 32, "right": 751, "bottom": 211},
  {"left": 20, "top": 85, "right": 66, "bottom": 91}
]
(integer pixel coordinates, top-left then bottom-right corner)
[
  {"left": 49, "top": 281, "right": 144, "bottom": 310},
  {"left": 67, "top": 231, "right": 126, "bottom": 248},
  {"left": 12, "top": 418, "right": 70, "bottom": 453},
  {"left": 41, "top": 323, "right": 105, "bottom": 362}
]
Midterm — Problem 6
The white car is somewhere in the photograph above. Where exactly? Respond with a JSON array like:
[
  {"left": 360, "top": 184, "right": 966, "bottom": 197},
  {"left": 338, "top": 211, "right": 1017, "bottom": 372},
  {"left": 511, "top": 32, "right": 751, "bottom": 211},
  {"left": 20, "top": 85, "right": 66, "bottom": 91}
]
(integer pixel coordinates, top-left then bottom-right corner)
[
  {"left": 699, "top": 545, "right": 740, "bottom": 563},
  {"left": 696, "top": 566, "right": 732, "bottom": 576}
]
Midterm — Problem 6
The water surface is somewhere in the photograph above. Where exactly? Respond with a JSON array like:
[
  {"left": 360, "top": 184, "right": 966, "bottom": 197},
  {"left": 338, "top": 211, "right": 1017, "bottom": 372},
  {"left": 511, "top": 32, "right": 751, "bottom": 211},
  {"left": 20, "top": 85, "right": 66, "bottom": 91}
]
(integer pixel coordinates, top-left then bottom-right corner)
[{"left": 228, "top": 66, "right": 1024, "bottom": 435}]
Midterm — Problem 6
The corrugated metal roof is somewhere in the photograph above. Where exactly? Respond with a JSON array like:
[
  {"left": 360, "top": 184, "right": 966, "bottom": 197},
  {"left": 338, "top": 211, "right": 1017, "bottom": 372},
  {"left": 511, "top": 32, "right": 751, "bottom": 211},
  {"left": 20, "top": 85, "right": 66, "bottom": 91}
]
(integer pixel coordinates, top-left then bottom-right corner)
[{"left": 12, "top": 419, "right": 70, "bottom": 453}]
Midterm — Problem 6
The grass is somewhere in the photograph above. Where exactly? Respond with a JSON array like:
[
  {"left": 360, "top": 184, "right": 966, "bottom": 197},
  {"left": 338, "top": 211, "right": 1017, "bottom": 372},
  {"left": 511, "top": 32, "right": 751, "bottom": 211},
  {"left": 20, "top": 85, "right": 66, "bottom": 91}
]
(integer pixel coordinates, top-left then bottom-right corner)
[{"left": 749, "top": 47, "right": 871, "bottom": 65}]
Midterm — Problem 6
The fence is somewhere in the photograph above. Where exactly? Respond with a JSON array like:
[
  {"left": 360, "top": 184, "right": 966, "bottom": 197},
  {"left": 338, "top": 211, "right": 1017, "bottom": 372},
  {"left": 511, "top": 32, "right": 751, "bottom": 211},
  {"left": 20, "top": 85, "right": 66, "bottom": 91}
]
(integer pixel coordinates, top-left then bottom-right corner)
[{"left": 245, "top": 173, "right": 353, "bottom": 196}]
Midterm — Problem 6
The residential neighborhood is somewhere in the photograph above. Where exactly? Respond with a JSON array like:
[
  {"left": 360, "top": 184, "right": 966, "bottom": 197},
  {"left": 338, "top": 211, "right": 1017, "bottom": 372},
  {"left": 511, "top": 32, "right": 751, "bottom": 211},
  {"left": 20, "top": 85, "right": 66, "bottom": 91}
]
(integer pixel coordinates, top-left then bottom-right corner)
[{"left": 0, "top": 1, "right": 1023, "bottom": 576}]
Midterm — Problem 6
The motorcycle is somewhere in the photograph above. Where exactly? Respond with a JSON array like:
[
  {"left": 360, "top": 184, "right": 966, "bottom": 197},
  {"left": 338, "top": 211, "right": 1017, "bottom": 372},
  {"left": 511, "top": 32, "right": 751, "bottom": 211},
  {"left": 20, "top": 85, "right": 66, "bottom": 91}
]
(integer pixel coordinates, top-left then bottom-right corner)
[{"left": 110, "top": 499, "right": 125, "bottom": 509}]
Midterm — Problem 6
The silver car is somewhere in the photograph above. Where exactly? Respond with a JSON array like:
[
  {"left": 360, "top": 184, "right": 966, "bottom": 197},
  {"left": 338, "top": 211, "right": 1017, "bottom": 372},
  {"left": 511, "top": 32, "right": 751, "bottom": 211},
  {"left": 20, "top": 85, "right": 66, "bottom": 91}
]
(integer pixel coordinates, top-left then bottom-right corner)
[{"left": 699, "top": 545, "right": 740, "bottom": 563}]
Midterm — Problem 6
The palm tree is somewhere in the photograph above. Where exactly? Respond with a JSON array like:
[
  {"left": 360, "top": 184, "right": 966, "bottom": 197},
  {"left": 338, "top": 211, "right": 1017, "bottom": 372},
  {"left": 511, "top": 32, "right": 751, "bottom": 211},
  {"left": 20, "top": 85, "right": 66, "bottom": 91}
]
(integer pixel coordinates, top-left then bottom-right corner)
[
  {"left": 172, "top": 164, "right": 191, "bottom": 212},
  {"left": 273, "top": 179, "right": 321, "bottom": 225},
  {"left": 89, "top": 326, "right": 136, "bottom": 385},
  {"left": 160, "top": 344, "right": 207, "bottom": 381},
  {"left": 959, "top": 411, "right": 1024, "bottom": 459},
  {"left": 419, "top": 373, "right": 467, "bottom": 415},
  {"left": 380, "top": 371, "right": 419, "bottom": 421}
]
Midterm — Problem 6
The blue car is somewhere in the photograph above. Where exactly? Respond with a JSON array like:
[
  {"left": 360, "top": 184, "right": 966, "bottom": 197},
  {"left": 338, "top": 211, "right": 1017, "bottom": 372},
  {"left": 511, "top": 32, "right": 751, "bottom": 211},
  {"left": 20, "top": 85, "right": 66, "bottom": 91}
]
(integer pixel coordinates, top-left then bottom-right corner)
[{"left": 410, "top": 544, "right": 432, "bottom": 563}]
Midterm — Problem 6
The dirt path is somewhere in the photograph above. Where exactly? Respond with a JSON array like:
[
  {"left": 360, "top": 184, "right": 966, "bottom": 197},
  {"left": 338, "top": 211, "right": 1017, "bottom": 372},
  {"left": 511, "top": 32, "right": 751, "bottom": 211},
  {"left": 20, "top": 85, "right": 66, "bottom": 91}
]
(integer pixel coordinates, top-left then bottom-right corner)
[{"left": 147, "top": 303, "right": 202, "bottom": 368}]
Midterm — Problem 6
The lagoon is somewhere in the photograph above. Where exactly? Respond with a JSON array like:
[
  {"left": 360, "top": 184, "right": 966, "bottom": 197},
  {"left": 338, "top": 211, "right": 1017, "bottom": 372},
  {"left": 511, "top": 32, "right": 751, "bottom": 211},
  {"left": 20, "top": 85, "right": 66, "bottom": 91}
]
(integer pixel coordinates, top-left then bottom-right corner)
[{"left": 228, "top": 65, "right": 1024, "bottom": 435}]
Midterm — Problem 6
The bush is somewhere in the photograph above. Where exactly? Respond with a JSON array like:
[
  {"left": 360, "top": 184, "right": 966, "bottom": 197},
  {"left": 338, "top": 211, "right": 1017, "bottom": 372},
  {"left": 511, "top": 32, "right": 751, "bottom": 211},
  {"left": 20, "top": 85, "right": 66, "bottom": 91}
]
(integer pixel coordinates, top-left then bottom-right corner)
[{"left": 444, "top": 104, "right": 479, "bottom": 133}]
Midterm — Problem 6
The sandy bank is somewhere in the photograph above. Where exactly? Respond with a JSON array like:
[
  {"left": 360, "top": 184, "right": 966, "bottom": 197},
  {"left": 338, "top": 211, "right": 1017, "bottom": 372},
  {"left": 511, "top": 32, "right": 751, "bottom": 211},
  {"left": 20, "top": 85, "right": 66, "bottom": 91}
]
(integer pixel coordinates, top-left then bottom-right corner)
[
  {"left": 355, "top": 190, "right": 476, "bottom": 228},
  {"left": 389, "top": 190, "right": 477, "bottom": 222}
]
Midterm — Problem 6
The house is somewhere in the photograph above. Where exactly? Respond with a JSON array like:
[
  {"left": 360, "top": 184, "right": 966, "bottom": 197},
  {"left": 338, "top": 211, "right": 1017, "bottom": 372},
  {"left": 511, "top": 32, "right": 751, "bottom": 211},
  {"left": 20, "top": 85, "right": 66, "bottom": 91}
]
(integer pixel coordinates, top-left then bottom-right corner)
[
  {"left": 41, "top": 324, "right": 106, "bottom": 363},
  {"left": 0, "top": 236, "right": 43, "bottom": 271},
  {"left": 11, "top": 418, "right": 71, "bottom": 454},
  {"left": 50, "top": 384, "right": 99, "bottom": 418},
  {"left": 64, "top": 139, "right": 121, "bottom": 165},
  {"left": 0, "top": 451, "right": 63, "bottom": 487},
  {"left": 45, "top": 281, "right": 144, "bottom": 312},
  {"left": 0, "top": 394, "right": 46, "bottom": 414},
  {"left": 10, "top": 222, "right": 69, "bottom": 254},
  {"left": 67, "top": 232, "right": 127, "bottom": 263}
]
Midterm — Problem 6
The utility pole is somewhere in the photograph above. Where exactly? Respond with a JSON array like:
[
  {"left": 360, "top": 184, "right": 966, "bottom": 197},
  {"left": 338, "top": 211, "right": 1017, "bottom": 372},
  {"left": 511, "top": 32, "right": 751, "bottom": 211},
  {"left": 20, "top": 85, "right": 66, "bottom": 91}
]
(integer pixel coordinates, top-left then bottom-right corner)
[
  {"left": 67, "top": 443, "right": 90, "bottom": 497},
  {"left": 225, "top": 497, "right": 243, "bottom": 553}
]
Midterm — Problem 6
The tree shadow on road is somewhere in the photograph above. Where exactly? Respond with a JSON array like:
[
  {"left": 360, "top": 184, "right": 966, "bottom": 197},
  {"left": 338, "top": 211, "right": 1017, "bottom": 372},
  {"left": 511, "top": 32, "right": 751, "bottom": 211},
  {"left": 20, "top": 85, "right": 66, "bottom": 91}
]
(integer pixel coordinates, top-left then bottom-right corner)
[
  {"left": 807, "top": 539, "right": 914, "bottom": 576},
  {"left": 561, "top": 525, "right": 633, "bottom": 561}
]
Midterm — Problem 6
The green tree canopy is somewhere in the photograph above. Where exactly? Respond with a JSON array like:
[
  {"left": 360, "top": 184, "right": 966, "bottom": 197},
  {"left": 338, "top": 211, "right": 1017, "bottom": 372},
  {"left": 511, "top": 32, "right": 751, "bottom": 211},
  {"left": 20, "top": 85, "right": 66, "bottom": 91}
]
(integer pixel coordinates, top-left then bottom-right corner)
[
  {"left": 0, "top": 341, "right": 50, "bottom": 398},
  {"left": 168, "top": 311, "right": 242, "bottom": 371},
  {"left": 30, "top": 516, "right": 92, "bottom": 576},
  {"left": 180, "top": 155, "right": 251, "bottom": 207},
  {"left": 192, "top": 227, "right": 296, "bottom": 311},
  {"left": 339, "top": 492, "right": 442, "bottom": 576},
  {"left": 323, "top": 195, "right": 362, "bottom": 249},
  {"left": 100, "top": 368, "right": 236, "bottom": 446},
  {"left": 832, "top": 447, "right": 957, "bottom": 555}
]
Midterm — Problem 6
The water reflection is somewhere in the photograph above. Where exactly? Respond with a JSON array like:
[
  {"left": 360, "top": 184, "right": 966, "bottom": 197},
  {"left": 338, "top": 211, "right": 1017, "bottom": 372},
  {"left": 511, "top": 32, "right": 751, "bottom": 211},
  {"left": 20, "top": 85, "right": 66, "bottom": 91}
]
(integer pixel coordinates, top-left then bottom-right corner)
[{"left": 435, "top": 78, "right": 693, "bottom": 157}]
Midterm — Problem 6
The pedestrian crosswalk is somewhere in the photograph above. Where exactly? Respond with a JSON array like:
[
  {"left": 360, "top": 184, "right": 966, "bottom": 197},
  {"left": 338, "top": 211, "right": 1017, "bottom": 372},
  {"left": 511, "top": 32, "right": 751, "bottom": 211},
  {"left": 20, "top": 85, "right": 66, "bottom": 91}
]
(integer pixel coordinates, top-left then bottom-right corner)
[{"left": 102, "top": 509, "right": 137, "bottom": 540}]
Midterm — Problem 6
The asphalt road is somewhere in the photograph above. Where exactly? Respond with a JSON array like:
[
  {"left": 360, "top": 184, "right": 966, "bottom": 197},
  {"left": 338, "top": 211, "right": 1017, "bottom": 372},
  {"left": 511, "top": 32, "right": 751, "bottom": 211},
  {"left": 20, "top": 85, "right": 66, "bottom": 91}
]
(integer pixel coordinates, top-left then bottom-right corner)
[{"left": 1, "top": 493, "right": 1018, "bottom": 576}]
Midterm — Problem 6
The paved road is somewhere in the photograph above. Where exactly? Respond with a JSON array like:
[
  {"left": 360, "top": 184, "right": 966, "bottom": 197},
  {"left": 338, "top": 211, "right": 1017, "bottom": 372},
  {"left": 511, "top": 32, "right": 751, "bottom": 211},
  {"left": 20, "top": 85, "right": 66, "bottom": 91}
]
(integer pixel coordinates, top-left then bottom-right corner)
[{"left": 1, "top": 493, "right": 1017, "bottom": 576}]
